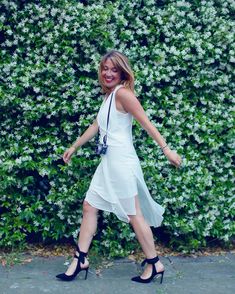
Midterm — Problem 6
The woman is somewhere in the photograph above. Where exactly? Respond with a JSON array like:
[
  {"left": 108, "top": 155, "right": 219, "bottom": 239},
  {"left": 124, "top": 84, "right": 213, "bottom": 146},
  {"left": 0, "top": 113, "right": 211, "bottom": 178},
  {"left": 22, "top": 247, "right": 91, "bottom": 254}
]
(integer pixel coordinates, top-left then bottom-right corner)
[{"left": 56, "top": 50, "right": 182, "bottom": 284}]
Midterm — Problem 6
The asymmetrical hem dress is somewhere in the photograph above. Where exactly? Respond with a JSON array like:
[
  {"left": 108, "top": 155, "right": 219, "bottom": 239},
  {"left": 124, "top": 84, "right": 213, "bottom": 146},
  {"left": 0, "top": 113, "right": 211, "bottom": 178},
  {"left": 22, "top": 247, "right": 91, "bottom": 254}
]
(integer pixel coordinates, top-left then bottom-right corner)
[{"left": 85, "top": 84, "right": 165, "bottom": 227}]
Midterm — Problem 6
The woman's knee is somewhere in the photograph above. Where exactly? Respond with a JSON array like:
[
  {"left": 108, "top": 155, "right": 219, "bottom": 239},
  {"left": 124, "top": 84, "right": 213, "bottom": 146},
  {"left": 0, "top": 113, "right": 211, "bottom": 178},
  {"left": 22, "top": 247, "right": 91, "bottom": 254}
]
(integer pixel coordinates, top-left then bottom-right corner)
[
  {"left": 129, "top": 196, "right": 144, "bottom": 225},
  {"left": 83, "top": 200, "right": 97, "bottom": 215},
  {"left": 129, "top": 213, "right": 144, "bottom": 226}
]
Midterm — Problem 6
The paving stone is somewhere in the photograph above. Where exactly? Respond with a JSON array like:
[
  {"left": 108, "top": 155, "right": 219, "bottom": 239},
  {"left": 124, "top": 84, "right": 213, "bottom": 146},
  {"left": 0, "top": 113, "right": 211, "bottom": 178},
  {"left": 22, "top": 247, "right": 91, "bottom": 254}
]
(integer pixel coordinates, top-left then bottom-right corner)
[{"left": 0, "top": 254, "right": 234, "bottom": 294}]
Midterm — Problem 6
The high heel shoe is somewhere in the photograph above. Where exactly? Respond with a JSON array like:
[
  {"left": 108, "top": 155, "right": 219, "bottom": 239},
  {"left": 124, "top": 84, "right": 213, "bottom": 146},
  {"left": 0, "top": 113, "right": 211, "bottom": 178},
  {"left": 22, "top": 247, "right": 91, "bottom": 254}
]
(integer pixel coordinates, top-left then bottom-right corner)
[
  {"left": 131, "top": 256, "right": 164, "bottom": 284},
  {"left": 56, "top": 245, "right": 89, "bottom": 281}
]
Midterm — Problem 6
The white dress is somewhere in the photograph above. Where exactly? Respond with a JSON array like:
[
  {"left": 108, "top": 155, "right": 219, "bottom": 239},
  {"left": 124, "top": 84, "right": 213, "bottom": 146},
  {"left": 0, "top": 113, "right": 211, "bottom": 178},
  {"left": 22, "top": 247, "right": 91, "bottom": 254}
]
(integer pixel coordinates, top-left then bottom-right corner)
[{"left": 85, "top": 85, "right": 165, "bottom": 227}]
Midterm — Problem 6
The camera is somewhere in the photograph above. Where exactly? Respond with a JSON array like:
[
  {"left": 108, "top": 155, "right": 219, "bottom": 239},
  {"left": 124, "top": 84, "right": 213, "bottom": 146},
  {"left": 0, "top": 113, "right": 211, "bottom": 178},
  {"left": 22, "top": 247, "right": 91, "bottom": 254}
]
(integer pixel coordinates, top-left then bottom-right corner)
[
  {"left": 95, "top": 134, "right": 108, "bottom": 155},
  {"left": 95, "top": 143, "right": 108, "bottom": 155}
]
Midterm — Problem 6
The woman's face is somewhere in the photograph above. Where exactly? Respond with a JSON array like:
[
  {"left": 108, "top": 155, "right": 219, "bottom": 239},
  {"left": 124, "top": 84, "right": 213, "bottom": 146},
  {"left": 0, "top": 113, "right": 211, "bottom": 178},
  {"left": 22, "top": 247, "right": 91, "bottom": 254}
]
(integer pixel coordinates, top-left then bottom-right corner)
[{"left": 101, "top": 58, "right": 122, "bottom": 91}]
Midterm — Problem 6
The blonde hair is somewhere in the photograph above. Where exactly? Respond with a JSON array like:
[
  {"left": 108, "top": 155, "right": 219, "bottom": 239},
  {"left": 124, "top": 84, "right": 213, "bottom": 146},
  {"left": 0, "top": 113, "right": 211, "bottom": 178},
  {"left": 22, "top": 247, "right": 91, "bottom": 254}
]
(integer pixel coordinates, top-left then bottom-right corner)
[{"left": 98, "top": 50, "right": 135, "bottom": 93}]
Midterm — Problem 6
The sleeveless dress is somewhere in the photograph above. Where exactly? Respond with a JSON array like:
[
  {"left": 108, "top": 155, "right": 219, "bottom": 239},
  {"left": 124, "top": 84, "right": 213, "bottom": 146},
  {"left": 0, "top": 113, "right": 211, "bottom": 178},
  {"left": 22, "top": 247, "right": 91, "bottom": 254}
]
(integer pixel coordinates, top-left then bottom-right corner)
[{"left": 85, "top": 85, "right": 165, "bottom": 227}]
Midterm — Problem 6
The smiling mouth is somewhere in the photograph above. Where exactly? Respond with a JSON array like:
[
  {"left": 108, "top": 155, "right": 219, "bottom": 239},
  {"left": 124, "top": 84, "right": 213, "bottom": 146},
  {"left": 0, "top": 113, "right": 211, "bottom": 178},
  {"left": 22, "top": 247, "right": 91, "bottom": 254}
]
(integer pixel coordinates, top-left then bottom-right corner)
[{"left": 104, "top": 78, "right": 114, "bottom": 83}]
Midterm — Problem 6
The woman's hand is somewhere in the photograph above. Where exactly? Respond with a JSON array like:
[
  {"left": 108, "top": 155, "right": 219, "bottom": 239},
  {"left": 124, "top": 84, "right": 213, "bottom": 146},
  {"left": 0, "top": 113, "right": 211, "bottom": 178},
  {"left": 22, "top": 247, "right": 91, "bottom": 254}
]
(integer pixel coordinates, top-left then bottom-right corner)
[
  {"left": 163, "top": 148, "right": 182, "bottom": 168},
  {"left": 63, "top": 146, "right": 76, "bottom": 164}
]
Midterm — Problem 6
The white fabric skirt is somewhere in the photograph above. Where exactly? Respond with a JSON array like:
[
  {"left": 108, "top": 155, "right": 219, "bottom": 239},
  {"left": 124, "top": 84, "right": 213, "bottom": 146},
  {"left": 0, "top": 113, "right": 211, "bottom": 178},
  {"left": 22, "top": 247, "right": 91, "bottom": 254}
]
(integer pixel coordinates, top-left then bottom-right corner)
[{"left": 85, "top": 145, "right": 164, "bottom": 227}]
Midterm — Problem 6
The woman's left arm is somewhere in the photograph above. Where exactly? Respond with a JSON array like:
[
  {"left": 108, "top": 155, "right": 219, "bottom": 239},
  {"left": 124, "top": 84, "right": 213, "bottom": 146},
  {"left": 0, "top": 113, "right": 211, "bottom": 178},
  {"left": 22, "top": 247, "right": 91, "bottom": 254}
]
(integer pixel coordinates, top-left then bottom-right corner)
[{"left": 116, "top": 88, "right": 182, "bottom": 168}]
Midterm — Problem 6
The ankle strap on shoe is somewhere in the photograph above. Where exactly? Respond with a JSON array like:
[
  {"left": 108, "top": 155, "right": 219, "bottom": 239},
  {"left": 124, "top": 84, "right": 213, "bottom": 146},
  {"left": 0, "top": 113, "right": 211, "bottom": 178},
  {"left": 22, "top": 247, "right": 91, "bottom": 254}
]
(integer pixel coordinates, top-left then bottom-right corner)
[
  {"left": 141, "top": 256, "right": 159, "bottom": 267},
  {"left": 74, "top": 244, "right": 87, "bottom": 264}
]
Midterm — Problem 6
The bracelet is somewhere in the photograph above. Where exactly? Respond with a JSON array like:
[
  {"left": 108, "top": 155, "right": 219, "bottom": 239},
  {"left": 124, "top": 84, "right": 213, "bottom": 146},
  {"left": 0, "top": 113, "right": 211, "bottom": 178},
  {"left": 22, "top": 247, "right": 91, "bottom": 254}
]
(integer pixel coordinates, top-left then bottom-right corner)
[{"left": 161, "top": 144, "right": 168, "bottom": 151}]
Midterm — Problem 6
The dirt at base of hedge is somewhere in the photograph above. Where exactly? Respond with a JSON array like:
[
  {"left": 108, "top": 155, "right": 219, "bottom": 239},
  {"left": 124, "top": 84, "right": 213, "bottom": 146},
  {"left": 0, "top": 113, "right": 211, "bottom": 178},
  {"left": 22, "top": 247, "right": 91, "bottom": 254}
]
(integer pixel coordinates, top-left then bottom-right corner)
[{"left": 1, "top": 242, "right": 234, "bottom": 268}]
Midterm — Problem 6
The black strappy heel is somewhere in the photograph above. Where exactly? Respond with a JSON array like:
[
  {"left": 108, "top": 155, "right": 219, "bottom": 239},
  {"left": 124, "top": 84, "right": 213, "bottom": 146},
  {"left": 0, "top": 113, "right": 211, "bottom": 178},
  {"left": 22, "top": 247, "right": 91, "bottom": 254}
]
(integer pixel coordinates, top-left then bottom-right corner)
[
  {"left": 131, "top": 256, "right": 164, "bottom": 284},
  {"left": 56, "top": 245, "right": 89, "bottom": 281}
]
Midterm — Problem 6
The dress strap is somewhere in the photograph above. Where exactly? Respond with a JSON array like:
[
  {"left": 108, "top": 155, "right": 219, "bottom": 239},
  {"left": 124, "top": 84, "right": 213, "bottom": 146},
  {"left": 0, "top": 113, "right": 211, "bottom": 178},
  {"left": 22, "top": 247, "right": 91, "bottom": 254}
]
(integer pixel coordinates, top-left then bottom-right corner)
[{"left": 113, "top": 84, "right": 124, "bottom": 95}]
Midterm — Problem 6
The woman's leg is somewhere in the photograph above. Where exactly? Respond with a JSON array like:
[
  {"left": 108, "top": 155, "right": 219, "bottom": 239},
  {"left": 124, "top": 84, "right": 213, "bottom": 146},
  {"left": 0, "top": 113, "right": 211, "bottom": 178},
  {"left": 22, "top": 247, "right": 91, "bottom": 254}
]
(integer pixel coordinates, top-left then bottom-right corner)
[
  {"left": 129, "top": 196, "right": 164, "bottom": 279},
  {"left": 66, "top": 200, "right": 98, "bottom": 275}
]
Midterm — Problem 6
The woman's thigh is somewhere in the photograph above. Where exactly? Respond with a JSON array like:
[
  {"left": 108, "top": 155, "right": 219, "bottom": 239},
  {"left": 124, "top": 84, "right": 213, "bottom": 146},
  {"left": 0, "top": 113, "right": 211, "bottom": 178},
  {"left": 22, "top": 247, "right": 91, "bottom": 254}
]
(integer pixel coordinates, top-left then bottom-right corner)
[
  {"left": 128, "top": 195, "right": 144, "bottom": 221},
  {"left": 83, "top": 200, "right": 99, "bottom": 215}
]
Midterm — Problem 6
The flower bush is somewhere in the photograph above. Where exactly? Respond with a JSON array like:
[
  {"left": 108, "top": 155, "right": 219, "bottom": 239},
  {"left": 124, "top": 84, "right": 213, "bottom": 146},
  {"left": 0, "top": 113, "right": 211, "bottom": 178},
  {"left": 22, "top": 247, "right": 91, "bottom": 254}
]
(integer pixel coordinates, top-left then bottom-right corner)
[{"left": 0, "top": 0, "right": 234, "bottom": 255}]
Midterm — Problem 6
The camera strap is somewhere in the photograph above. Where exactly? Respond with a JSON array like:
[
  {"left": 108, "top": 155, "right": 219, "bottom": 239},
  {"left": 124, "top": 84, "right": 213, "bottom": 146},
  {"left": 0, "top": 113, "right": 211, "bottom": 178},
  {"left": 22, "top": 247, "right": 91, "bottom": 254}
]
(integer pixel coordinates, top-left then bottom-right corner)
[
  {"left": 96, "top": 91, "right": 114, "bottom": 147},
  {"left": 103, "top": 92, "right": 114, "bottom": 145}
]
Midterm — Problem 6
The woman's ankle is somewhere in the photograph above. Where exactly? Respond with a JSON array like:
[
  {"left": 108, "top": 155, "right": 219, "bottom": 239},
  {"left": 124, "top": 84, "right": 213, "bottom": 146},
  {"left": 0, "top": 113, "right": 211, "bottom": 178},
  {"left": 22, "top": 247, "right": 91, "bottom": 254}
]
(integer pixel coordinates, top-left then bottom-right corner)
[{"left": 156, "top": 260, "right": 164, "bottom": 271}]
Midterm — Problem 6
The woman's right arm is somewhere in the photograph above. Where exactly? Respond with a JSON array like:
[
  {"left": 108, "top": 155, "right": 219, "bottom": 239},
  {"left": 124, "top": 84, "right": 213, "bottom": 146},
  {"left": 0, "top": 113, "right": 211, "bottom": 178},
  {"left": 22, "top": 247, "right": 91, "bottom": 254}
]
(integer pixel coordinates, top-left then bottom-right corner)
[{"left": 63, "top": 119, "right": 98, "bottom": 163}]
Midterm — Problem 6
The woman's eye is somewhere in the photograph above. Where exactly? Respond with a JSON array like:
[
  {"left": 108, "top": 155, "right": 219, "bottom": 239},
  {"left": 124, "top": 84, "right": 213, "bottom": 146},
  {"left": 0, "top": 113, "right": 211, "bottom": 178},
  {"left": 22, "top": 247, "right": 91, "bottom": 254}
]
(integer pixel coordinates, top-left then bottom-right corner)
[{"left": 102, "top": 67, "right": 118, "bottom": 73}]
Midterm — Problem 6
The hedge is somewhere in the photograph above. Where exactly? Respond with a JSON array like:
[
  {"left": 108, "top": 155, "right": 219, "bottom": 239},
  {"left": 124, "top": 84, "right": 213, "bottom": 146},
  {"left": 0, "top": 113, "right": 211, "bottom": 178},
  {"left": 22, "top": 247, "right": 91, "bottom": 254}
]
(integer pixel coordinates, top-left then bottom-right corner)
[{"left": 0, "top": 0, "right": 234, "bottom": 256}]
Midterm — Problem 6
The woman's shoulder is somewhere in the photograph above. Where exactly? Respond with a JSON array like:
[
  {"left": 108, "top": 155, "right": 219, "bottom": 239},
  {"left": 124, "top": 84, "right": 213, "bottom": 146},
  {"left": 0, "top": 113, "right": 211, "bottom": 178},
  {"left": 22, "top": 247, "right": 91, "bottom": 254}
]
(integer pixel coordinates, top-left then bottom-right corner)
[{"left": 115, "top": 86, "right": 135, "bottom": 100}]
